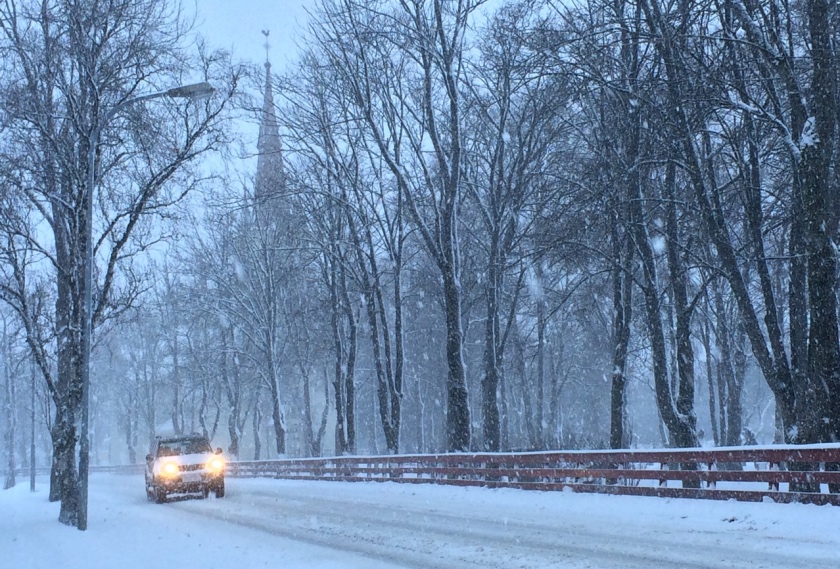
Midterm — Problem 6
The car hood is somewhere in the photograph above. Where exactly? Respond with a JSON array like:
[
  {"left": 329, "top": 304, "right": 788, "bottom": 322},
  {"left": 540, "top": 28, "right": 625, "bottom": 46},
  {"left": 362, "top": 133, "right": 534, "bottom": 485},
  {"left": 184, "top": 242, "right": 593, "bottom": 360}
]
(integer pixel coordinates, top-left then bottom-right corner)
[{"left": 153, "top": 452, "right": 216, "bottom": 474}]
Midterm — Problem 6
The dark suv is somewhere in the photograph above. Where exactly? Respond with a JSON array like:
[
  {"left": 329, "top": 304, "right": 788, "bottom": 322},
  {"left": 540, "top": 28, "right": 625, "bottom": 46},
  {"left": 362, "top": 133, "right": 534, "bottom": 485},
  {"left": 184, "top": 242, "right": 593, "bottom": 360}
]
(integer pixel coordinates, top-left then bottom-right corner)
[{"left": 145, "top": 434, "right": 225, "bottom": 503}]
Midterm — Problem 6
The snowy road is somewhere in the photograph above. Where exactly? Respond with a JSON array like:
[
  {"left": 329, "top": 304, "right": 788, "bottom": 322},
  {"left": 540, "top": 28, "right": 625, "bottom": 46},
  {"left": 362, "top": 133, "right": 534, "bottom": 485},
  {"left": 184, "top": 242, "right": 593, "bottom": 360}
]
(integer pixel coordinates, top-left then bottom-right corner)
[{"left": 4, "top": 473, "right": 840, "bottom": 568}]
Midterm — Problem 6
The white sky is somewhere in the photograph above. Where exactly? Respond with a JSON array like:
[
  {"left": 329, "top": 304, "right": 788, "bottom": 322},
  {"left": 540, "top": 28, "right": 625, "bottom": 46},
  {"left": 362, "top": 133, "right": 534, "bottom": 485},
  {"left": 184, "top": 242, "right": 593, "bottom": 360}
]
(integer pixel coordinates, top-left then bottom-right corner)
[
  {"left": 184, "top": 0, "right": 505, "bottom": 172},
  {"left": 192, "top": 0, "right": 312, "bottom": 72},
  {"left": 176, "top": 1, "right": 314, "bottom": 181}
]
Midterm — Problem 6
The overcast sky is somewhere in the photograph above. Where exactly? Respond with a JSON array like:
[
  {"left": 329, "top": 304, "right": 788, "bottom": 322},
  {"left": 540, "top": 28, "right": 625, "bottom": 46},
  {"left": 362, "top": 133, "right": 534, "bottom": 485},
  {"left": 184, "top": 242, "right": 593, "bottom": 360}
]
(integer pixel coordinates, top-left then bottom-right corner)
[
  {"left": 186, "top": 0, "right": 504, "bottom": 168},
  {"left": 193, "top": 0, "right": 312, "bottom": 72},
  {"left": 191, "top": 0, "right": 507, "bottom": 75},
  {"left": 181, "top": 1, "right": 312, "bottom": 171}
]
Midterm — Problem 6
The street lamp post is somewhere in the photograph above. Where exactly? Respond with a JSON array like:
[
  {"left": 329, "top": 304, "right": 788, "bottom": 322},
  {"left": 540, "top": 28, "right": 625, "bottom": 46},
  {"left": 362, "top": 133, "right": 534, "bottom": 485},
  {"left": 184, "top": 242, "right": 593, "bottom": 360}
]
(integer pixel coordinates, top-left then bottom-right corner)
[{"left": 78, "top": 81, "right": 214, "bottom": 531}]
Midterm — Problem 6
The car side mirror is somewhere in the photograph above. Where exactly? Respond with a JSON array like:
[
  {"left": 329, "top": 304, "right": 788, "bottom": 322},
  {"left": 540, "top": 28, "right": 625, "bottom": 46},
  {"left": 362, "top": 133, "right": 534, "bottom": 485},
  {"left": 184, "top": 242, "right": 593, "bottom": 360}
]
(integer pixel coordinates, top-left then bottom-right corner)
[
  {"left": 215, "top": 448, "right": 223, "bottom": 455},
  {"left": 146, "top": 454, "right": 154, "bottom": 463}
]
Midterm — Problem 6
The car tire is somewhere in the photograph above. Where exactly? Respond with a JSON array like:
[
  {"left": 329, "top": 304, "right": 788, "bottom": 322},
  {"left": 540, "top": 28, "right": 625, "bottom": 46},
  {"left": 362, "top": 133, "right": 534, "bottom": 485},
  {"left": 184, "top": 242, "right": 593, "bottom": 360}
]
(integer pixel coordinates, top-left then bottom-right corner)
[
  {"left": 202, "top": 487, "right": 210, "bottom": 499},
  {"left": 145, "top": 474, "right": 155, "bottom": 501},
  {"left": 214, "top": 479, "right": 225, "bottom": 498},
  {"left": 154, "top": 486, "right": 167, "bottom": 504}
]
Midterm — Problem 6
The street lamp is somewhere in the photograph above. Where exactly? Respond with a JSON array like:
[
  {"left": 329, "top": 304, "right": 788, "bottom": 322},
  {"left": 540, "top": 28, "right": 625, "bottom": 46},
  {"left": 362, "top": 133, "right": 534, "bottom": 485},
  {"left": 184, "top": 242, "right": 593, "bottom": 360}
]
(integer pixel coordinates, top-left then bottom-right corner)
[{"left": 78, "top": 81, "right": 214, "bottom": 531}]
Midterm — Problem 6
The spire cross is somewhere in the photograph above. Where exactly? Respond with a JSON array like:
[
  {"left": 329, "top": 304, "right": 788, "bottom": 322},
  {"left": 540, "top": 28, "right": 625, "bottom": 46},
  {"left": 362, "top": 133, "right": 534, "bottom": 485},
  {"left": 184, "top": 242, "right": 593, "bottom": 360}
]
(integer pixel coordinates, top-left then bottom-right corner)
[{"left": 261, "top": 30, "right": 271, "bottom": 64}]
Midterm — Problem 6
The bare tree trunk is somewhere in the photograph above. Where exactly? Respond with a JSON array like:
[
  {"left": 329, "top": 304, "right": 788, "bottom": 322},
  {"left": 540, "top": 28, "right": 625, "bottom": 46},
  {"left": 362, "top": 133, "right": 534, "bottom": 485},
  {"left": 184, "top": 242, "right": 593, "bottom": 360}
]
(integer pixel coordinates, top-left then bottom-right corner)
[
  {"left": 535, "top": 278, "right": 547, "bottom": 449},
  {"left": 315, "top": 370, "right": 330, "bottom": 456},
  {"left": 441, "top": 253, "right": 470, "bottom": 452},
  {"left": 170, "top": 329, "right": 182, "bottom": 436},
  {"left": 510, "top": 320, "right": 534, "bottom": 449},
  {"left": 340, "top": 271, "right": 357, "bottom": 454},
  {"left": 301, "top": 364, "right": 315, "bottom": 456},
  {"left": 727, "top": 322, "right": 746, "bottom": 447},
  {"left": 663, "top": 160, "right": 698, "bottom": 450},
  {"left": 499, "top": 360, "right": 509, "bottom": 451},
  {"left": 701, "top": 317, "right": 719, "bottom": 446},
  {"left": 3, "top": 322, "right": 16, "bottom": 489},
  {"left": 124, "top": 389, "right": 137, "bottom": 464},
  {"left": 53, "top": 406, "right": 79, "bottom": 525},
  {"left": 481, "top": 236, "right": 502, "bottom": 451},
  {"left": 252, "top": 391, "right": 262, "bottom": 460},
  {"left": 220, "top": 329, "right": 240, "bottom": 458},
  {"left": 802, "top": 0, "right": 840, "bottom": 446},
  {"left": 329, "top": 252, "right": 348, "bottom": 455},
  {"left": 633, "top": 220, "right": 697, "bottom": 448},
  {"left": 267, "top": 345, "right": 286, "bottom": 456},
  {"left": 610, "top": 214, "right": 634, "bottom": 449},
  {"left": 348, "top": 215, "right": 400, "bottom": 453},
  {"left": 29, "top": 361, "right": 36, "bottom": 491}
]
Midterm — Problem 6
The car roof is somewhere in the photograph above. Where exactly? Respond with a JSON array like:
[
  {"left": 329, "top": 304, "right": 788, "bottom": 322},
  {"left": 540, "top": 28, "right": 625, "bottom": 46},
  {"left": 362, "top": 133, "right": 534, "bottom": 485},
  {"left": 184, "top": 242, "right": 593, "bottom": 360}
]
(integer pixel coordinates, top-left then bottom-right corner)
[{"left": 156, "top": 434, "right": 209, "bottom": 443}]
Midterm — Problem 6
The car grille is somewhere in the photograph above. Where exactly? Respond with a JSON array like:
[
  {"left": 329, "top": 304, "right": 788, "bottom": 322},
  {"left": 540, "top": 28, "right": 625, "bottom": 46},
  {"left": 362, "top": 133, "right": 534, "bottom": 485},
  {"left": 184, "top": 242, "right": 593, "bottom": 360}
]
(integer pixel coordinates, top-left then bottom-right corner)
[{"left": 180, "top": 464, "right": 204, "bottom": 472}]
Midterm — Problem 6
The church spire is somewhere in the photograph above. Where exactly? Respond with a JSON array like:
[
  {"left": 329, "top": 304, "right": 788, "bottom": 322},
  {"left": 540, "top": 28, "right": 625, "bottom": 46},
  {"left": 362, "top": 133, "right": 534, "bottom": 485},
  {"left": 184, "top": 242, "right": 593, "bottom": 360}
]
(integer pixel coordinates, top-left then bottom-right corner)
[{"left": 255, "top": 30, "right": 284, "bottom": 203}]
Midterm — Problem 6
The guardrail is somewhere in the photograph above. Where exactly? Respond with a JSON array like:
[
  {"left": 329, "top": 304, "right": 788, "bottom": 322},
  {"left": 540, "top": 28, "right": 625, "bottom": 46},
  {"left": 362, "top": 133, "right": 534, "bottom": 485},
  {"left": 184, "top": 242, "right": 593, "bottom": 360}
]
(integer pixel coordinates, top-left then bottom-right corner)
[
  {"left": 92, "top": 464, "right": 145, "bottom": 475},
  {"left": 13, "top": 464, "right": 144, "bottom": 478},
  {"left": 14, "top": 446, "right": 840, "bottom": 505},
  {"left": 228, "top": 445, "right": 840, "bottom": 506}
]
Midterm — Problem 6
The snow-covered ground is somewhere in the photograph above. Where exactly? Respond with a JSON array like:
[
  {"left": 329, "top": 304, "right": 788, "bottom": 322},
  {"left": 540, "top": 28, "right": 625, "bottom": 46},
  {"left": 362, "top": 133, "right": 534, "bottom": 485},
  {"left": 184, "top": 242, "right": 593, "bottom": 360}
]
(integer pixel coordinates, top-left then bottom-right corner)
[{"left": 3, "top": 473, "right": 839, "bottom": 568}]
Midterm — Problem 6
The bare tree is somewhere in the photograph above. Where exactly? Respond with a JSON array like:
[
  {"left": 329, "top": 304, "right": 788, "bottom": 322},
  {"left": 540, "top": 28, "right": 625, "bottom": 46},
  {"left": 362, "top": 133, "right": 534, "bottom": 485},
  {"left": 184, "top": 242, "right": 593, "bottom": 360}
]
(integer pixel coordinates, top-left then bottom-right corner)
[
  {"left": 0, "top": 0, "right": 239, "bottom": 526},
  {"left": 2, "top": 311, "right": 22, "bottom": 489},
  {"left": 283, "top": 39, "right": 411, "bottom": 454},
  {"left": 464, "top": 2, "right": 568, "bottom": 450},
  {"left": 307, "top": 0, "right": 486, "bottom": 451}
]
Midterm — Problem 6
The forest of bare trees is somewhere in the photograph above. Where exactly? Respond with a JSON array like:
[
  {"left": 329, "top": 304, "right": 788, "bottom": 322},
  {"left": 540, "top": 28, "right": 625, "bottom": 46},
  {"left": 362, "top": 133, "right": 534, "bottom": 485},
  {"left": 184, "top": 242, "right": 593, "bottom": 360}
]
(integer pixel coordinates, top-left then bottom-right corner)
[{"left": 2, "top": 0, "right": 839, "bottom": 526}]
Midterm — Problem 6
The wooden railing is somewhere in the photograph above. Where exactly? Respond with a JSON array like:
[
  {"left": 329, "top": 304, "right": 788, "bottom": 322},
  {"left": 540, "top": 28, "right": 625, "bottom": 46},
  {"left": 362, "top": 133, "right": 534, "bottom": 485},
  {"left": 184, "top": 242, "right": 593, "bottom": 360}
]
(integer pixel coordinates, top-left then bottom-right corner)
[
  {"left": 228, "top": 445, "right": 840, "bottom": 506},
  {"left": 13, "top": 464, "right": 144, "bottom": 477},
  {"left": 14, "top": 445, "right": 840, "bottom": 505}
]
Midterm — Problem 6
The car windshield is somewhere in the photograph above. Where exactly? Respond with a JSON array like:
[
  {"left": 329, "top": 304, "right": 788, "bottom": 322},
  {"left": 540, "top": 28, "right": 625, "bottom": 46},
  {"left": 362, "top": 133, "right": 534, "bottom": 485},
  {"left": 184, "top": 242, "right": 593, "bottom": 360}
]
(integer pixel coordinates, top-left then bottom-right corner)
[{"left": 157, "top": 438, "right": 211, "bottom": 457}]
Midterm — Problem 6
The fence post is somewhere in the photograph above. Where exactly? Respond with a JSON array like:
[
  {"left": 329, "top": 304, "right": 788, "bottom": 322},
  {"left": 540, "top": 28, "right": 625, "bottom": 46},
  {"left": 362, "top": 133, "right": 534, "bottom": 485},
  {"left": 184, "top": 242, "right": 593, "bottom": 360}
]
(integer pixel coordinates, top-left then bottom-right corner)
[
  {"left": 769, "top": 461, "right": 779, "bottom": 492},
  {"left": 707, "top": 460, "right": 716, "bottom": 490}
]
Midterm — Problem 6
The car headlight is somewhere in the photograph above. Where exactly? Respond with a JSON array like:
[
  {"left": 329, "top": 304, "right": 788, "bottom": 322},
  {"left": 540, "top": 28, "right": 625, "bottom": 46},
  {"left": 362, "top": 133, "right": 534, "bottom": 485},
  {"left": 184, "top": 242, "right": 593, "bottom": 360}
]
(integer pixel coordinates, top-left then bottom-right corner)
[
  {"left": 208, "top": 457, "right": 225, "bottom": 472},
  {"left": 161, "top": 462, "right": 180, "bottom": 476}
]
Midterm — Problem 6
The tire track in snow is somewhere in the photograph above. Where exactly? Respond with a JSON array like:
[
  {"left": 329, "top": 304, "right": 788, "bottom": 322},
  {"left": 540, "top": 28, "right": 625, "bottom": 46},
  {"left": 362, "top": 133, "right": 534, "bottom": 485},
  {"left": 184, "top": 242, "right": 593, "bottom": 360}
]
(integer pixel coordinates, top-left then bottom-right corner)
[
  {"left": 100, "top": 475, "right": 837, "bottom": 568},
  {"left": 171, "top": 481, "right": 832, "bottom": 568}
]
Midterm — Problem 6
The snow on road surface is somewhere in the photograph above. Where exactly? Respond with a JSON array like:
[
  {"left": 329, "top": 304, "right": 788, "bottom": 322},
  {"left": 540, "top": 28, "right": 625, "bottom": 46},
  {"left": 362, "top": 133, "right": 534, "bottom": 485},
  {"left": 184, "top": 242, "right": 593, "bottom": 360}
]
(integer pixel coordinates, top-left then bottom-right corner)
[{"left": 3, "top": 473, "right": 840, "bottom": 568}]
